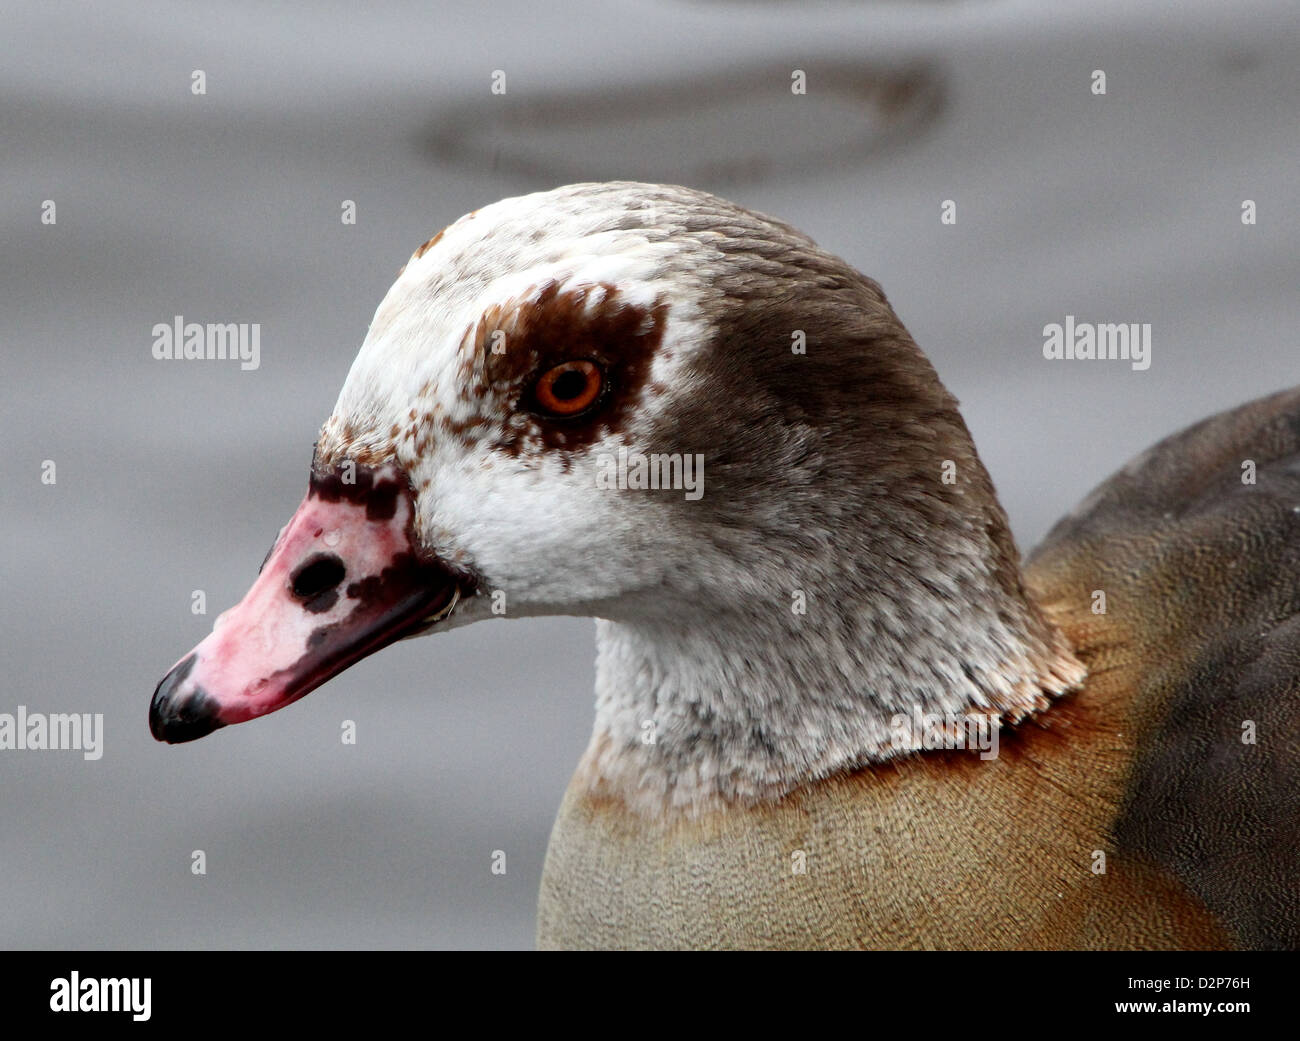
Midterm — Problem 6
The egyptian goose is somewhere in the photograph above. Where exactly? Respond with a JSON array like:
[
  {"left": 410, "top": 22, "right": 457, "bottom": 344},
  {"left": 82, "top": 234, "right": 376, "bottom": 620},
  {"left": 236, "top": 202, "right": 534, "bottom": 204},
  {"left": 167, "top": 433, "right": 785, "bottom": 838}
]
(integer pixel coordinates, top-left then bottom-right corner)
[{"left": 150, "top": 182, "right": 1300, "bottom": 950}]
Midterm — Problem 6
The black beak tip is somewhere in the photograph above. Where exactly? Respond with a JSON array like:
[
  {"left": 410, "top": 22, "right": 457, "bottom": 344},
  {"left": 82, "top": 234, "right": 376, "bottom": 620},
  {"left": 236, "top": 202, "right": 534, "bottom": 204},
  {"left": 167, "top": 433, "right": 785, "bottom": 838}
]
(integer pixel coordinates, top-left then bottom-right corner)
[{"left": 150, "top": 654, "right": 227, "bottom": 744}]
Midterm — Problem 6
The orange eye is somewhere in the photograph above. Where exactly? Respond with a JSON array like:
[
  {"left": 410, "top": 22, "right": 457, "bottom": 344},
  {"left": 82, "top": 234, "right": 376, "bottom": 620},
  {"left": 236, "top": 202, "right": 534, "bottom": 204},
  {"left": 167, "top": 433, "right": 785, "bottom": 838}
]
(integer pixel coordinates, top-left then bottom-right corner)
[{"left": 532, "top": 360, "right": 604, "bottom": 417}]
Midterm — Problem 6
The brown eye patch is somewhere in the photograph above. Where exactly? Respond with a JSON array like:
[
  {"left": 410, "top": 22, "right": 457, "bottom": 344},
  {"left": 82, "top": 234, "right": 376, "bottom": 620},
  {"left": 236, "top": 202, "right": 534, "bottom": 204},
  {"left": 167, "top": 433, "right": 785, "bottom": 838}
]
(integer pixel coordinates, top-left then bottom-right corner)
[
  {"left": 462, "top": 280, "right": 669, "bottom": 458},
  {"left": 531, "top": 360, "right": 605, "bottom": 417}
]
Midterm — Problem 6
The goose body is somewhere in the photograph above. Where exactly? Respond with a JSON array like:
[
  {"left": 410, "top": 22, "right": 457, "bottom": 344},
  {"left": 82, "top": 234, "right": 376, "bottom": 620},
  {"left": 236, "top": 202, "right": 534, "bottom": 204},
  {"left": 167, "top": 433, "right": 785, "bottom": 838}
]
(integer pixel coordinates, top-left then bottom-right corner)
[
  {"left": 541, "top": 387, "right": 1300, "bottom": 949},
  {"left": 150, "top": 182, "right": 1300, "bottom": 949}
]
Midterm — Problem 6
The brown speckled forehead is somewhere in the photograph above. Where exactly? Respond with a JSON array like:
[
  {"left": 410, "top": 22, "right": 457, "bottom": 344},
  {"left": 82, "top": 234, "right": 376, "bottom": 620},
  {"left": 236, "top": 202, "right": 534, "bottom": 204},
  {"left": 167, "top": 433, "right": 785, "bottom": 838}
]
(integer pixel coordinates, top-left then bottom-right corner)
[
  {"left": 316, "top": 180, "right": 913, "bottom": 484},
  {"left": 318, "top": 279, "right": 669, "bottom": 470},
  {"left": 314, "top": 183, "right": 759, "bottom": 471}
]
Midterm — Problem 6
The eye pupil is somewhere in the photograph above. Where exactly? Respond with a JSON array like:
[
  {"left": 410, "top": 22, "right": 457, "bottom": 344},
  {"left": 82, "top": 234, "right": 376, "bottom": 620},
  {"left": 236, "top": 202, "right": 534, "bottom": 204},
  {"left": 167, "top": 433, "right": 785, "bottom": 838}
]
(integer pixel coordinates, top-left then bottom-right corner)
[
  {"left": 533, "top": 360, "right": 604, "bottom": 417},
  {"left": 550, "top": 369, "right": 589, "bottom": 401}
]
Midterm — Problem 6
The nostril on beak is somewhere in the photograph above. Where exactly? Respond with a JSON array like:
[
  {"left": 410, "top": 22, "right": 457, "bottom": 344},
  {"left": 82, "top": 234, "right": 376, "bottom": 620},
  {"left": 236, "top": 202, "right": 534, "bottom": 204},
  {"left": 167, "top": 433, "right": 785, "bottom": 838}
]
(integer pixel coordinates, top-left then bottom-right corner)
[{"left": 290, "top": 553, "right": 347, "bottom": 613}]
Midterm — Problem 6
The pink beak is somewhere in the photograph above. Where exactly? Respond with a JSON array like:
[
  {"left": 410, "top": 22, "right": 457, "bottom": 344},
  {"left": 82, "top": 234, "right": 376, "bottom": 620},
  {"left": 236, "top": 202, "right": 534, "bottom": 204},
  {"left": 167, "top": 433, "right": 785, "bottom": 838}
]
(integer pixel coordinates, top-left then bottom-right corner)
[{"left": 149, "top": 462, "right": 465, "bottom": 743}]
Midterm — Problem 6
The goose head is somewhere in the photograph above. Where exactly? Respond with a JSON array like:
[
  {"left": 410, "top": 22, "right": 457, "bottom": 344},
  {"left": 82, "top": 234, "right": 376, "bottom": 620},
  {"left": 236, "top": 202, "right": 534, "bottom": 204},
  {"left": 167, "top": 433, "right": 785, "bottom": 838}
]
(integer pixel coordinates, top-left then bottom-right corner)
[{"left": 150, "top": 182, "right": 1083, "bottom": 811}]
